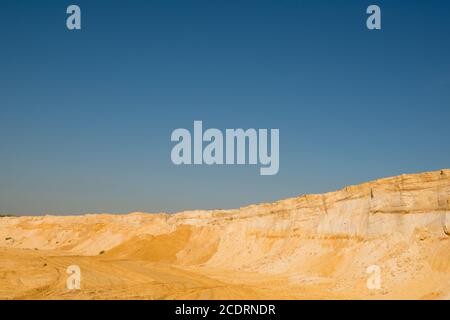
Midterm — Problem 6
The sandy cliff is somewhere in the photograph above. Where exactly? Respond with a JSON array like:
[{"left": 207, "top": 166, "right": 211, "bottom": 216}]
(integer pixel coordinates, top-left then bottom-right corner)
[{"left": 0, "top": 169, "right": 449, "bottom": 299}]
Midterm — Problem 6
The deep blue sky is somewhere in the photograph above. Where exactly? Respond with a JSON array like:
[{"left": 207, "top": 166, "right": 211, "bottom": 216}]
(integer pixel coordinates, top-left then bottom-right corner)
[{"left": 1, "top": 0, "right": 449, "bottom": 215}]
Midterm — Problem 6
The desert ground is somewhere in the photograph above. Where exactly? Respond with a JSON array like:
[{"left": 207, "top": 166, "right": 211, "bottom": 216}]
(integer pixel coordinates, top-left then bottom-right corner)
[{"left": 0, "top": 170, "right": 449, "bottom": 300}]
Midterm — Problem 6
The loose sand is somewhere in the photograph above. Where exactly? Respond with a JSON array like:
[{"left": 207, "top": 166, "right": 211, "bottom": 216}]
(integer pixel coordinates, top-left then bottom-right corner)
[{"left": 0, "top": 170, "right": 449, "bottom": 299}]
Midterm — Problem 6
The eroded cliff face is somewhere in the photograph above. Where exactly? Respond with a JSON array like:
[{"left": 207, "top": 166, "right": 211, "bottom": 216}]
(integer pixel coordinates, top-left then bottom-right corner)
[{"left": 0, "top": 169, "right": 449, "bottom": 299}]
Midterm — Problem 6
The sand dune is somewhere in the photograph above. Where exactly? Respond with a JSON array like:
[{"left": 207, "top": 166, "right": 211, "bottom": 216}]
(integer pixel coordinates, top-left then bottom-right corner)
[{"left": 1, "top": 170, "right": 449, "bottom": 299}]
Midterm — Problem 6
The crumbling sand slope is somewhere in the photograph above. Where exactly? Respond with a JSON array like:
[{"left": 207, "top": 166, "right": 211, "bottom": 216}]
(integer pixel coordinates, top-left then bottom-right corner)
[{"left": 0, "top": 169, "right": 449, "bottom": 300}]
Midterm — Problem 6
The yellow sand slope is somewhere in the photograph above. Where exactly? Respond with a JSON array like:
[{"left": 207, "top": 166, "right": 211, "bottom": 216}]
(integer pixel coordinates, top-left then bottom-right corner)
[{"left": 0, "top": 170, "right": 449, "bottom": 299}]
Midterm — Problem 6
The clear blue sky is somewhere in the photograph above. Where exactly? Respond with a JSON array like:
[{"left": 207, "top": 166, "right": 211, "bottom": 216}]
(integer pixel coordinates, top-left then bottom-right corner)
[{"left": 1, "top": 0, "right": 449, "bottom": 215}]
